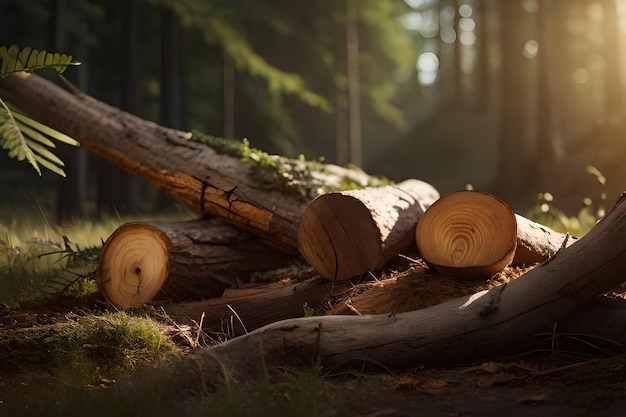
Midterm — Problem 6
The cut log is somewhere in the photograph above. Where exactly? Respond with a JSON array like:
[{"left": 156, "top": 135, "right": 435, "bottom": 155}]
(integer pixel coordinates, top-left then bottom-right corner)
[
  {"left": 514, "top": 214, "right": 576, "bottom": 265},
  {"left": 0, "top": 72, "right": 398, "bottom": 253},
  {"left": 297, "top": 179, "right": 438, "bottom": 280},
  {"left": 98, "top": 219, "right": 298, "bottom": 308},
  {"left": 171, "top": 193, "right": 626, "bottom": 388},
  {"left": 415, "top": 190, "right": 518, "bottom": 279}
]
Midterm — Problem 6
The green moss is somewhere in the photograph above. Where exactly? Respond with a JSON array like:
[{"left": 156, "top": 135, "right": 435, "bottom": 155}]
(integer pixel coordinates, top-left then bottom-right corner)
[
  {"left": 189, "top": 130, "right": 392, "bottom": 198},
  {"left": 0, "top": 312, "right": 181, "bottom": 381}
]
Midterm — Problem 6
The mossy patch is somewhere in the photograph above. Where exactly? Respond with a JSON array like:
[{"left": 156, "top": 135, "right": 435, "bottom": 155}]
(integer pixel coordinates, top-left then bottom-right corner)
[{"left": 189, "top": 130, "right": 392, "bottom": 199}]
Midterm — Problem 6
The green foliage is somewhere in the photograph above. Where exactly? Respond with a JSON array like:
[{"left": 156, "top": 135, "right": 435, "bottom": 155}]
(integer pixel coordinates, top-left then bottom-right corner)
[
  {"left": 150, "top": 0, "right": 330, "bottom": 112},
  {"left": 303, "top": 302, "right": 315, "bottom": 317},
  {"left": 0, "top": 45, "right": 79, "bottom": 76},
  {"left": 526, "top": 165, "right": 608, "bottom": 237},
  {"left": 0, "top": 99, "right": 79, "bottom": 176},
  {"left": 0, "top": 236, "right": 99, "bottom": 307},
  {"left": 0, "top": 44, "right": 80, "bottom": 176}
]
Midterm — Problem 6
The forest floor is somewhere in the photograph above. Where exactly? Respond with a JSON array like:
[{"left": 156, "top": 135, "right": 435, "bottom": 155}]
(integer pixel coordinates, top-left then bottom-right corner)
[{"left": 2, "top": 263, "right": 626, "bottom": 417}]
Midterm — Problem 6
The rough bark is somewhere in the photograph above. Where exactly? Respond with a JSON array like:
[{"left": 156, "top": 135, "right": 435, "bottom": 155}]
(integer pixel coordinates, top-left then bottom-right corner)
[
  {"left": 172, "top": 193, "right": 626, "bottom": 388},
  {"left": 0, "top": 73, "right": 388, "bottom": 253},
  {"left": 98, "top": 219, "right": 299, "bottom": 308},
  {"left": 298, "top": 179, "right": 438, "bottom": 280}
]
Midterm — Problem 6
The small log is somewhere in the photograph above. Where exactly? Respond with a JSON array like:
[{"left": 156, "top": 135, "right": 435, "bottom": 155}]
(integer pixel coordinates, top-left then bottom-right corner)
[
  {"left": 415, "top": 190, "right": 518, "bottom": 279},
  {"left": 98, "top": 219, "right": 297, "bottom": 308},
  {"left": 514, "top": 214, "right": 576, "bottom": 265},
  {"left": 297, "top": 179, "right": 438, "bottom": 280}
]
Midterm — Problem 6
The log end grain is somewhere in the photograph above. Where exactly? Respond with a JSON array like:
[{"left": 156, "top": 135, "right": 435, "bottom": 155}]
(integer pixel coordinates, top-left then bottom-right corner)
[
  {"left": 298, "top": 194, "right": 381, "bottom": 280},
  {"left": 415, "top": 190, "right": 517, "bottom": 279},
  {"left": 98, "top": 222, "right": 172, "bottom": 308}
]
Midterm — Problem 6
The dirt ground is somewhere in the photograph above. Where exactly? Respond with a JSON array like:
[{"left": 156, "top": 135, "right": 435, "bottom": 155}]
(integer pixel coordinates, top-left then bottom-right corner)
[{"left": 2, "top": 268, "right": 626, "bottom": 417}]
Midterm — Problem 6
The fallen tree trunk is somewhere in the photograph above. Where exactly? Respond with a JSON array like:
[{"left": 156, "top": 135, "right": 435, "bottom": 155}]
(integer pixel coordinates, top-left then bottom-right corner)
[
  {"left": 98, "top": 219, "right": 299, "bottom": 308},
  {"left": 298, "top": 179, "right": 438, "bottom": 280},
  {"left": 173, "top": 193, "right": 626, "bottom": 387},
  {"left": 0, "top": 72, "right": 389, "bottom": 252}
]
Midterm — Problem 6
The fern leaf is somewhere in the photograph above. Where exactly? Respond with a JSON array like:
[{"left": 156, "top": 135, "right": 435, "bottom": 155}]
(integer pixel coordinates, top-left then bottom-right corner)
[
  {"left": 24, "top": 140, "right": 64, "bottom": 167},
  {"left": 13, "top": 122, "right": 57, "bottom": 148},
  {"left": 0, "top": 44, "right": 79, "bottom": 77},
  {"left": 11, "top": 108, "right": 78, "bottom": 146},
  {"left": 0, "top": 98, "right": 79, "bottom": 176},
  {"left": 0, "top": 98, "right": 41, "bottom": 174}
]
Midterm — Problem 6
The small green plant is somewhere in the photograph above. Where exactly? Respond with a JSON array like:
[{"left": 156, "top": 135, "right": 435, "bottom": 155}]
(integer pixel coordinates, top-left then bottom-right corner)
[
  {"left": 527, "top": 165, "right": 607, "bottom": 237},
  {"left": 303, "top": 302, "right": 315, "bottom": 317}
]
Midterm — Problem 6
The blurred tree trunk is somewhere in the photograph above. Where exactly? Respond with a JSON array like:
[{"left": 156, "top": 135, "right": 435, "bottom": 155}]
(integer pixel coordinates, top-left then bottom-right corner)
[
  {"left": 474, "top": 0, "right": 489, "bottom": 109},
  {"left": 535, "top": 0, "right": 565, "bottom": 184},
  {"left": 50, "top": 0, "right": 86, "bottom": 222},
  {"left": 494, "top": 0, "right": 533, "bottom": 203},
  {"left": 453, "top": 0, "right": 463, "bottom": 105},
  {"left": 345, "top": 0, "right": 362, "bottom": 167},
  {"left": 158, "top": 7, "right": 183, "bottom": 211},
  {"left": 601, "top": 0, "right": 624, "bottom": 122},
  {"left": 223, "top": 55, "right": 235, "bottom": 139},
  {"left": 97, "top": 0, "right": 142, "bottom": 217}
]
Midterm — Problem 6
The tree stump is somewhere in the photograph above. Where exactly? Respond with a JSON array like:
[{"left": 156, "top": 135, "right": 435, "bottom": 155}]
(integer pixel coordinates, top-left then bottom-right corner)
[
  {"left": 298, "top": 179, "right": 438, "bottom": 280},
  {"left": 415, "top": 190, "right": 517, "bottom": 279}
]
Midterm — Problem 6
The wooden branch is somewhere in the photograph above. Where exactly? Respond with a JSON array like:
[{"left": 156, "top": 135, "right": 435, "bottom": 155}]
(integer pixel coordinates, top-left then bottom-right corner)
[
  {"left": 171, "top": 193, "right": 626, "bottom": 387},
  {"left": 298, "top": 179, "right": 438, "bottom": 280},
  {"left": 415, "top": 190, "right": 518, "bottom": 279},
  {"left": 98, "top": 219, "right": 297, "bottom": 308},
  {"left": 163, "top": 275, "right": 340, "bottom": 336}
]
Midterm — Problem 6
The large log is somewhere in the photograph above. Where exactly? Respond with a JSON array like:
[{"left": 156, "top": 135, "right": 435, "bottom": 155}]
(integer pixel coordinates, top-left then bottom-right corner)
[
  {"left": 298, "top": 179, "right": 438, "bottom": 280},
  {"left": 172, "top": 193, "right": 626, "bottom": 387},
  {"left": 98, "top": 219, "right": 298, "bottom": 308},
  {"left": 0, "top": 72, "right": 389, "bottom": 253}
]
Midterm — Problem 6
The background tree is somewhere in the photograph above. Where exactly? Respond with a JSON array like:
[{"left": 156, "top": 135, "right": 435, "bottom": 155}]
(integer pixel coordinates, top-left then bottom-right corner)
[{"left": 2, "top": 0, "right": 626, "bottom": 223}]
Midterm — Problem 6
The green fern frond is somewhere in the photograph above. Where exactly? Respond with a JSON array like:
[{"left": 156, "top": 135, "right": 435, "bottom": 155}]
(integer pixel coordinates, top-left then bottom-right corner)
[
  {"left": 0, "top": 44, "right": 80, "bottom": 77},
  {"left": 0, "top": 98, "right": 79, "bottom": 176}
]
